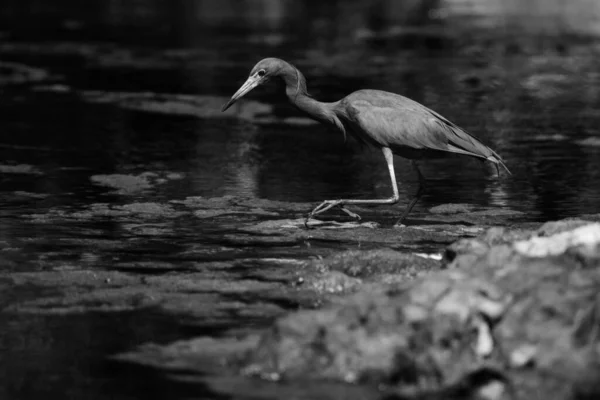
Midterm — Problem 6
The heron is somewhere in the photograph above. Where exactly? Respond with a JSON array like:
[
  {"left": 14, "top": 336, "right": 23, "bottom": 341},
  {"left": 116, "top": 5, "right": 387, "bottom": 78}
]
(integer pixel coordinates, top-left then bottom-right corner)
[{"left": 222, "top": 58, "right": 510, "bottom": 227}]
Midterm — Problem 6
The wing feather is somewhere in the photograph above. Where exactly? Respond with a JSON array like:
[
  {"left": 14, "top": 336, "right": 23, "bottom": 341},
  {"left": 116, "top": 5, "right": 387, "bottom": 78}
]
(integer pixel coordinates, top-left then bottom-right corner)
[{"left": 341, "top": 90, "right": 510, "bottom": 174}]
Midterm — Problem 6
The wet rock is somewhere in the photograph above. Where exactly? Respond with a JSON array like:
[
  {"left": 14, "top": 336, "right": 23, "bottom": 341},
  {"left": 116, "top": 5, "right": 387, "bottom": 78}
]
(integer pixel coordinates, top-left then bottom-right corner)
[
  {"left": 514, "top": 223, "right": 600, "bottom": 257},
  {"left": 234, "top": 198, "right": 314, "bottom": 213},
  {"left": 90, "top": 173, "right": 153, "bottom": 194},
  {"left": 112, "top": 261, "right": 182, "bottom": 271},
  {"left": 193, "top": 209, "right": 232, "bottom": 219},
  {"left": 297, "top": 249, "right": 440, "bottom": 298},
  {"left": 28, "top": 208, "right": 72, "bottom": 222},
  {"left": 114, "top": 216, "right": 600, "bottom": 399},
  {"left": 0, "top": 164, "right": 43, "bottom": 175},
  {"left": 171, "top": 198, "right": 522, "bottom": 239},
  {"left": 165, "top": 172, "right": 185, "bottom": 180},
  {"left": 444, "top": 238, "right": 491, "bottom": 267},
  {"left": 447, "top": 220, "right": 600, "bottom": 270},
  {"left": 172, "top": 195, "right": 235, "bottom": 208},
  {"left": 241, "top": 271, "right": 505, "bottom": 385},
  {"left": 239, "top": 218, "right": 467, "bottom": 248},
  {"left": 1, "top": 191, "right": 50, "bottom": 205},
  {"left": 70, "top": 203, "right": 132, "bottom": 219},
  {"left": 0, "top": 62, "right": 52, "bottom": 85},
  {"left": 31, "top": 202, "right": 185, "bottom": 222},
  {"left": 1, "top": 267, "right": 292, "bottom": 323},
  {"left": 90, "top": 172, "right": 185, "bottom": 194},
  {"left": 306, "top": 271, "right": 363, "bottom": 294},
  {"left": 221, "top": 233, "right": 304, "bottom": 247},
  {"left": 237, "top": 220, "right": 600, "bottom": 396},
  {"left": 307, "top": 249, "right": 438, "bottom": 279},
  {"left": 173, "top": 196, "right": 312, "bottom": 215},
  {"left": 429, "top": 203, "right": 476, "bottom": 214},
  {"left": 122, "top": 224, "right": 173, "bottom": 236},
  {"left": 443, "top": 226, "right": 534, "bottom": 267},
  {"left": 254, "top": 218, "right": 379, "bottom": 230},
  {"left": 118, "top": 202, "right": 183, "bottom": 218},
  {"left": 10, "top": 191, "right": 49, "bottom": 199},
  {"left": 194, "top": 208, "right": 278, "bottom": 219},
  {"left": 172, "top": 197, "right": 307, "bottom": 221},
  {"left": 576, "top": 137, "right": 600, "bottom": 147},
  {"left": 479, "top": 226, "right": 533, "bottom": 245},
  {"left": 422, "top": 206, "right": 525, "bottom": 226},
  {"left": 444, "top": 222, "right": 573, "bottom": 267},
  {"left": 536, "top": 218, "right": 597, "bottom": 236},
  {"left": 2, "top": 270, "right": 157, "bottom": 313}
]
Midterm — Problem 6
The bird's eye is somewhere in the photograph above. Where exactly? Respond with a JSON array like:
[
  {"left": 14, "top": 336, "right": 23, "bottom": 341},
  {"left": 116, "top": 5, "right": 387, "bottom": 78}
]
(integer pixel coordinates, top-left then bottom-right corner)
[{"left": 257, "top": 69, "right": 266, "bottom": 77}]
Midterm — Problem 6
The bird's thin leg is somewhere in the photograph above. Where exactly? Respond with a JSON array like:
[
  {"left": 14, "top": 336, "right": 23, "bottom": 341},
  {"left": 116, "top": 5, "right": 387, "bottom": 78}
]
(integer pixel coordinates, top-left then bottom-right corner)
[
  {"left": 395, "top": 161, "right": 426, "bottom": 226},
  {"left": 305, "top": 147, "right": 400, "bottom": 227}
]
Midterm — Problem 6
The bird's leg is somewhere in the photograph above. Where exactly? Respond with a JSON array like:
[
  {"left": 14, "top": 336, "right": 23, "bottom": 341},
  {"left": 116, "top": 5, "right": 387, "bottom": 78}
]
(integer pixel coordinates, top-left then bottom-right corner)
[
  {"left": 305, "top": 147, "right": 400, "bottom": 227},
  {"left": 395, "top": 161, "right": 426, "bottom": 226}
]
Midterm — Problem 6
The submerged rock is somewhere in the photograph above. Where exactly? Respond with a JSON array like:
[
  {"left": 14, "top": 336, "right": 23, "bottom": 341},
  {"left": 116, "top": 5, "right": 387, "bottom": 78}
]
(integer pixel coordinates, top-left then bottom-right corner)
[
  {"left": 422, "top": 205, "right": 525, "bottom": 226},
  {"left": 30, "top": 202, "right": 185, "bottom": 222},
  {"left": 90, "top": 173, "right": 153, "bottom": 194},
  {"left": 0, "top": 62, "right": 52, "bottom": 85},
  {"left": 114, "top": 216, "right": 600, "bottom": 399},
  {"left": 428, "top": 203, "right": 476, "bottom": 214},
  {"left": 306, "top": 249, "right": 438, "bottom": 279},
  {"left": 90, "top": 171, "right": 183, "bottom": 194},
  {"left": 0, "top": 164, "right": 43, "bottom": 175},
  {"left": 297, "top": 249, "right": 440, "bottom": 296}
]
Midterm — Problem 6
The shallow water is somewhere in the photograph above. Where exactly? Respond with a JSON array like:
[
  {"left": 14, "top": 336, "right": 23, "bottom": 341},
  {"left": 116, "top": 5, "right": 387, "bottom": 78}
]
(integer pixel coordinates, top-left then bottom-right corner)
[{"left": 1, "top": 1, "right": 600, "bottom": 399}]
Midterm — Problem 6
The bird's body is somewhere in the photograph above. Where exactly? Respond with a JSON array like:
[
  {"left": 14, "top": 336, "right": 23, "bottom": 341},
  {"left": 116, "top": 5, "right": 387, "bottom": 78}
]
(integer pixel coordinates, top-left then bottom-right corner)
[
  {"left": 222, "top": 58, "right": 510, "bottom": 226},
  {"left": 334, "top": 89, "right": 507, "bottom": 168}
]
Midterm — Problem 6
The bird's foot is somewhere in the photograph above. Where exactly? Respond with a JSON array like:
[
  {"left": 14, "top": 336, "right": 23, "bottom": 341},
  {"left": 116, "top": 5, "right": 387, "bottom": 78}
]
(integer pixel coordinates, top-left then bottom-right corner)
[
  {"left": 304, "top": 199, "right": 342, "bottom": 228},
  {"left": 393, "top": 216, "right": 407, "bottom": 229},
  {"left": 304, "top": 200, "right": 361, "bottom": 229},
  {"left": 339, "top": 206, "right": 361, "bottom": 221}
]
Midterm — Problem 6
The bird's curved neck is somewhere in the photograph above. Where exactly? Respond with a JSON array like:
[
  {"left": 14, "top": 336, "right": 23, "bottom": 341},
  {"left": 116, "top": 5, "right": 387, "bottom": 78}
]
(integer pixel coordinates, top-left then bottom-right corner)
[{"left": 281, "top": 64, "right": 336, "bottom": 124}]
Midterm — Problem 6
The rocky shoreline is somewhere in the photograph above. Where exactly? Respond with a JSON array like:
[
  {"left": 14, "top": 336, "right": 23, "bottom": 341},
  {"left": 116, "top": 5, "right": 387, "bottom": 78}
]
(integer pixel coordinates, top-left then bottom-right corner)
[{"left": 106, "top": 212, "right": 600, "bottom": 400}]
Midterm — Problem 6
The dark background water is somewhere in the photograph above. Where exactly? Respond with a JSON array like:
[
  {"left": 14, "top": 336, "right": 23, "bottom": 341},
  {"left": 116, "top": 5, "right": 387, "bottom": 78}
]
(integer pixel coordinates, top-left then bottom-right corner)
[{"left": 1, "top": 1, "right": 600, "bottom": 399}]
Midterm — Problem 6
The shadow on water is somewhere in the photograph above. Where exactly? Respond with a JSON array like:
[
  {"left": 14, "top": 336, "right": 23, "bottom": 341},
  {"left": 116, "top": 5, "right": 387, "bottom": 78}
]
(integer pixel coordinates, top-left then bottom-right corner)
[{"left": 1, "top": 0, "right": 600, "bottom": 399}]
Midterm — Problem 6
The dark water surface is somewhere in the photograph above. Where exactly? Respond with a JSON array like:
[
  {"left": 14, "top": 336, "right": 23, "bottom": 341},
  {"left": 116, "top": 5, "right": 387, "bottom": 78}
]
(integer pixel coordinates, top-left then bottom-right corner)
[{"left": 1, "top": 1, "right": 600, "bottom": 399}]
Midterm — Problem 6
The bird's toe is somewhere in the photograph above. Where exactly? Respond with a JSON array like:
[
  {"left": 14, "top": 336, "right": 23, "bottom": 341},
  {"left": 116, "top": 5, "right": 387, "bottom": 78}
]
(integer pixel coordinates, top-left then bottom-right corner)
[{"left": 339, "top": 206, "right": 361, "bottom": 221}]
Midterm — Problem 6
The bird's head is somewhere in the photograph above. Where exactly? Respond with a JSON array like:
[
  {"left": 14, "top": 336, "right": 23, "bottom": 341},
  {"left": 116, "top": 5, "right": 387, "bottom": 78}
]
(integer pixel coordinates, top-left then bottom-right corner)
[{"left": 221, "top": 58, "right": 285, "bottom": 112}]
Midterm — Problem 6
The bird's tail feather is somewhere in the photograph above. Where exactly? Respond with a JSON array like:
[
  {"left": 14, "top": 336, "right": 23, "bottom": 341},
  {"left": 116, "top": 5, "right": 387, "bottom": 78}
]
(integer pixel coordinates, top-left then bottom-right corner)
[
  {"left": 443, "top": 125, "right": 510, "bottom": 176},
  {"left": 486, "top": 154, "right": 511, "bottom": 176},
  {"left": 428, "top": 108, "right": 511, "bottom": 177}
]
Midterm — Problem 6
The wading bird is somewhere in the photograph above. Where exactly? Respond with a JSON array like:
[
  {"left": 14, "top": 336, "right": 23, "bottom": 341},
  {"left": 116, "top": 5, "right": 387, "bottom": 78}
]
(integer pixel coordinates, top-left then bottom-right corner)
[{"left": 222, "top": 58, "right": 510, "bottom": 227}]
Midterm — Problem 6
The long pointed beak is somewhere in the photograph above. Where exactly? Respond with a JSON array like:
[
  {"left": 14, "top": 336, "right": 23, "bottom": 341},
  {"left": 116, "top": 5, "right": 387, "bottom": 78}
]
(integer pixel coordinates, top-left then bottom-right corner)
[{"left": 222, "top": 75, "right": 263, "bottom": 112}]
